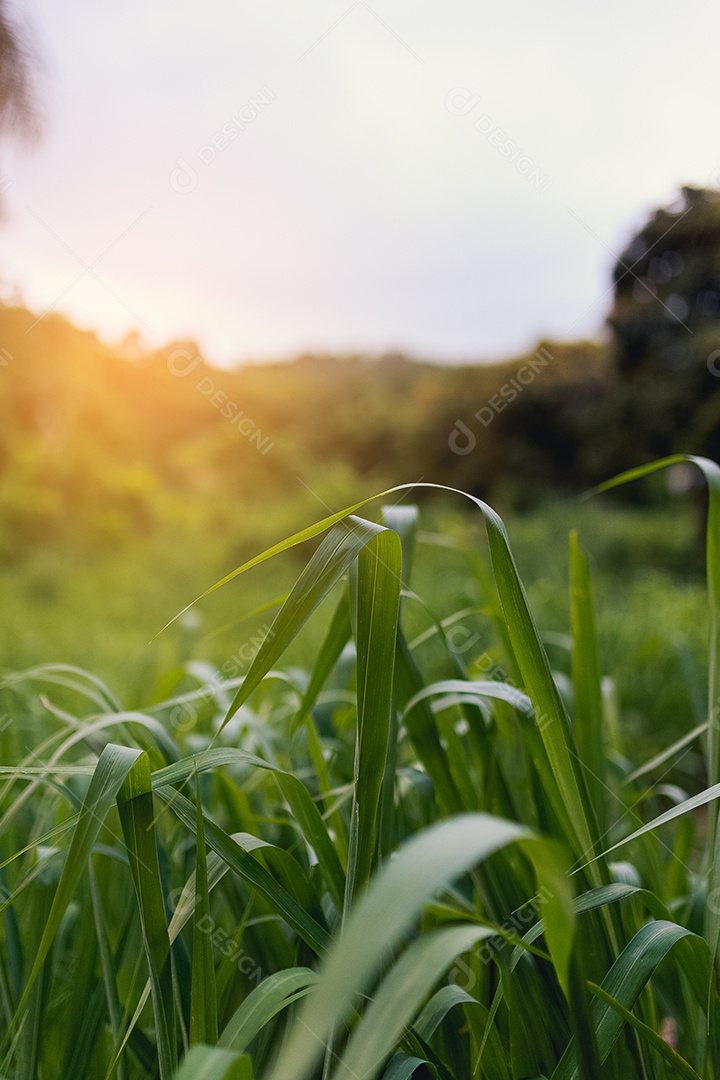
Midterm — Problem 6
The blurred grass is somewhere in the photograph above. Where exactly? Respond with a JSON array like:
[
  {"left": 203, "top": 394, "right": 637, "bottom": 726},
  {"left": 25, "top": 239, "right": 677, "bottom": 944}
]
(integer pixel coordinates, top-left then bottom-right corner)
[
  {"left": 0, "top": 476, "right": 718, "bottom": 1078},
  {"left": 0, "top": 494, "right": 707, "bottom": 775}
]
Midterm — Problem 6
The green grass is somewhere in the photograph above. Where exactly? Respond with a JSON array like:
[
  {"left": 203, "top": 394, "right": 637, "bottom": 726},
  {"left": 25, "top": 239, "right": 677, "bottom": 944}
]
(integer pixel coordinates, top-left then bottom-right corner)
[
  {"left": 0, "top": 463, "right": 719, "bottom": 1078},
  {"left": 0, "top": 496, "right": 708, "bottom": 753}
]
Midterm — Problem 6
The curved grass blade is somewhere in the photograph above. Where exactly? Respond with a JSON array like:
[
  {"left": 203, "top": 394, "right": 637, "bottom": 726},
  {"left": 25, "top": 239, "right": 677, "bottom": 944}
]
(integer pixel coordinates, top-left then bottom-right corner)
[
  {"left": 479, "top": 503, "right": 602, "bottom": 876},
  {"left": 519, "top": 883, "right": 672, "bottom": 955},
  {"left": 154, "top": 787, "right": 330, "bottom": 955},
  {"left": 586, "top": 980, "right": 703, "bottom": 1080},
  {"left": 221, "top": 516, "right": 386, "bottom": 727},
  {"left": 414, "top": 983, "right": 477, "bottom": 1041},
  {"left": 14, "top": 744, "right": 143, "bottom": 1015},
  {"left": 383, "top": 1055, "right": 435, "bottom": 1080},
  {"left": 218, "top": 968, "right": 320, "bottom": 1053},
  {"left": 331, "top": 925, "right": 495, "bottom": 1080},
  {"left": 268, "top": 813, "right": 574, "bottom": 1080},
  {"left": 0, "top": 663, "right": 121, "bottom": 712},
  {"left": 552, "top": 921, "right": 707, "bottom": 1079},
  {"left": 405, "top": 679, "right": 535, "bottom": 720},
  {"left": 590, "top": 454, "right": 720, "bottom": 973},
  {"left": 172, "top": 1045, "right": 252, "bottom": 1080},
  {"left": 579, "top": 781, "right": 720, "bottom": 868},
  {"left": 588, "top": 455, "right": 720, "bottom": 786}
]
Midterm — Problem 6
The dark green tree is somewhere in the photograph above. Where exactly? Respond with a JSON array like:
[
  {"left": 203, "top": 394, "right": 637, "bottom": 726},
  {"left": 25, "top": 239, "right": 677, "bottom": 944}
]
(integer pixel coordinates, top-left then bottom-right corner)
[{"left": 608, "top": 186, "right": 720, "bottom": 462}]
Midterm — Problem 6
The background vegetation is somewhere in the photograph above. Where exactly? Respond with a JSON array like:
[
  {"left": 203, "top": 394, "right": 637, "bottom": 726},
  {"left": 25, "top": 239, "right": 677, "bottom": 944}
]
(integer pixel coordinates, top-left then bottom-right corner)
[{"left": 3, "top": 181, "right": 720, "bottom": 1075}]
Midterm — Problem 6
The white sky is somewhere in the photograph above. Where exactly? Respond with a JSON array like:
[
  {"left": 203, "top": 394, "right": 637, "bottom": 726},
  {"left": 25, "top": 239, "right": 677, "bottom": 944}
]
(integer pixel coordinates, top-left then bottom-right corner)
[{"left": 1, "top": 0, "right": 719, "bottom": 365}]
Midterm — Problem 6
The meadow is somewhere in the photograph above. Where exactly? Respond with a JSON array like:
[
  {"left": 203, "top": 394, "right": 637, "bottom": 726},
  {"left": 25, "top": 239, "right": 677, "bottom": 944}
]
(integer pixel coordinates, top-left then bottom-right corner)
[{"left": 0, "top": 457, "right": 718, "bottom": 1078}]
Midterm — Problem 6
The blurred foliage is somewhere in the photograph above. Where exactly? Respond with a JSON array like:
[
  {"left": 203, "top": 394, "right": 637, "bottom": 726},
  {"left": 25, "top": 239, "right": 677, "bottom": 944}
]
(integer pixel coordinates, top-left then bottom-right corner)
[
  {"left": 0, "top": 306, "right": 614, "bottom": 559},
  {"left": 2, "top": 186, "right": 720, "bottom": 753},
  {"left": 4, "top": 190, "right": 720, "bottom": 561}
]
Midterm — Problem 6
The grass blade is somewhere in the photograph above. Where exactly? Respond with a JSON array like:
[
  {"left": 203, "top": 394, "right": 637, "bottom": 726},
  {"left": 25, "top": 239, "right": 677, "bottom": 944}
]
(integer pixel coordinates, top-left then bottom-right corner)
[
  {"left": 190, "top": 783, "right": 218, "bottom": 1045},
  {"left": 347, "top": 528, "right": 403, "bottom": 900},
  {"left": 268, "top": 813, "right": 574, "bottom": 1080},
  {"left": 222, "top": 517, "right": 385, "bottom": 728},
  {"left": 331, "top": 925, "right": 495, "bottom": 1080},
  {"left": 117, "top": 752, "right": 177, "bottom": 1077},
  {"left": 172, "top": 1045, "right": 252, "bottom": 1079},
  {"left": 586, "top": 980, "right": 703, "bottom": 1080},
  {"left": 589, "top": 455, "right": 720, "bottom": 963},
  {"left": 15, "top": 744, "right": 143, "bottom": 1010},
  {"left": 569, "top": 531, "right": 606, "bottom": 836},
  {"left": 155, "top": 787, "right": 330, "bottom": 955},
  {"left": 552, "top": 921, "right": 707, "bottom": 1079},
  {"left": 218, "top": 968, "right": 320, "bottom": 1053}
]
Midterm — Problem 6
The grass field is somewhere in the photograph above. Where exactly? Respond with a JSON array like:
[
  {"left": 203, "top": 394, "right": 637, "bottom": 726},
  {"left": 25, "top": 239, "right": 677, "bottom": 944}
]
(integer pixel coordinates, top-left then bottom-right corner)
[
  {"left": 1, "top": 494, "right": 707, "bottom": 758},
  {"left": 0, "top": 464, "right": 718, "bottom": 1078}
]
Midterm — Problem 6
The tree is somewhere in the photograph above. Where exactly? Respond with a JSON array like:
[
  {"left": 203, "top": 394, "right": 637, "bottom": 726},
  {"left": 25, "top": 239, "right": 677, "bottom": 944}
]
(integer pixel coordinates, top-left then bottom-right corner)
[
  {"left": 609, "top": 186, "right": 720, "bottom": 374},
  {"left": 0, "top": 1, "right": 37, "bottom": 212},
  {"left": 0, "top": 2, "right": 35, "bottom": 127},
  {"left": 607, "top": 186, "right": 720, "bottom": 464}
]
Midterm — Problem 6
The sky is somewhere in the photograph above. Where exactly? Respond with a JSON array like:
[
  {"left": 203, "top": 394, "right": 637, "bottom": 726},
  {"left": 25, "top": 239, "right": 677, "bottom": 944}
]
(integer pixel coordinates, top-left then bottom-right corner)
[{"left": 1, "top": 0, "right": 719, "bottom": 366}]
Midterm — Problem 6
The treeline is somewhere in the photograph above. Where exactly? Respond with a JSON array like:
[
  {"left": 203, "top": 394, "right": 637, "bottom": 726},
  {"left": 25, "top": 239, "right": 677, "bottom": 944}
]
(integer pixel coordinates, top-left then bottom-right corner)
[{"left": 0, "top": 297, "right": 716, "bottom": 559}]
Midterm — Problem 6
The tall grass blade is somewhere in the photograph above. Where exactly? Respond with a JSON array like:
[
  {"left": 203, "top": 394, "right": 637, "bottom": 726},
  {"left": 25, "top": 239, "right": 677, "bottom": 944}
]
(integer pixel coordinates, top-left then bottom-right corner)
[
  {"left": 15, "top": 744, "right": 143, "bottom": 1010},
  {"left": 569, "top": 531, "right": 606, "bottom": 836},
  {"left": 221, "top": 517, "right": 386, "bottom": 728},
  {"left": 268, "top": 813, "right": 574, "bottom": 1080},
  {"left": 155, "top": 787, "right": 330, "bottom": 955},
  {"left": 590, "top": 455, "right": 720, "bottom": 962},
  {"left": 586, "top": 980, "right": 703, "bottom": 1080},
  {"left": 190, "top": 783, "right": 218, "bottom": 1045},
  {"left": 347, "top": 528, "right": 403, "bottom": 900},
  {"left": 117, "top": 751, "right": 177, "bottom": 1077},
  {"left": 331, "top": 925, "right": 495, "bottom": 1080},
  {"left": 552, "top": 921, "right": 707, "bottom": 1079}
]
